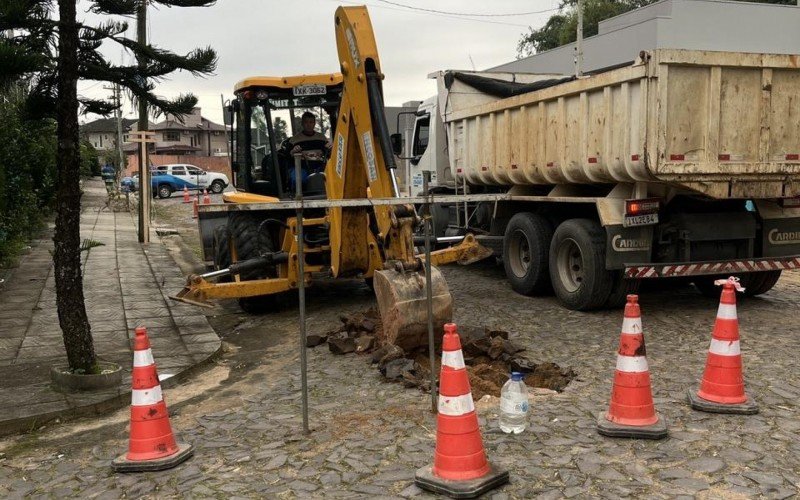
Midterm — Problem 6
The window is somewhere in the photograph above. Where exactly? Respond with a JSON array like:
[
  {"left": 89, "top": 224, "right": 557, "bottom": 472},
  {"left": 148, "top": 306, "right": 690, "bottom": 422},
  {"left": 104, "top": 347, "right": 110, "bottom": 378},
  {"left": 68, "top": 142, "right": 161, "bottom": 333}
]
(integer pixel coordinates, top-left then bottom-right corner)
[
  {"left": 187, "top": 166, "right": 202, "bottom": 175},
  {"left": 171, "top": 166, "right": 187, "bottom": 175},
  {"left": 412, "top": 116, "right": 430, "bottom": 157},
  {"left": 164, "top": 131, "right": 180, "bottom": 142},
  {"left": 154, "top": 165, "right": 168, "bottom": 173}
]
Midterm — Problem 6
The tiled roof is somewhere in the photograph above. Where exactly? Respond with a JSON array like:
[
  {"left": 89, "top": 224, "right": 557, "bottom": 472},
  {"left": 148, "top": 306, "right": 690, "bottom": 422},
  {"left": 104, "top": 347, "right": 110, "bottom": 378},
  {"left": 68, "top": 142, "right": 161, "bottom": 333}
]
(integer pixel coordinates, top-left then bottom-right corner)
[
  {"left": 150, "top": 117, "right": 227, "bottom": 132},
  {"left": 80, "top": 118, "right": 137, "bottom": 133}
]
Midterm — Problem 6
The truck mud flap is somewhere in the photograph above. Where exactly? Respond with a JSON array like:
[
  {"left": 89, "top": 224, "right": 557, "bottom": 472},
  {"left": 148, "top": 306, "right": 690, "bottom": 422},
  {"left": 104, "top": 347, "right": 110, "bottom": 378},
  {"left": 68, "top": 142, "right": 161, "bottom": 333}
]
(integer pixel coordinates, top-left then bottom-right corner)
[
  {"left": 605, "top": 225, "right": 654, "bottom": 270},
  {"left": 762, "top": 217, "right": 800, "bottom": 257}
]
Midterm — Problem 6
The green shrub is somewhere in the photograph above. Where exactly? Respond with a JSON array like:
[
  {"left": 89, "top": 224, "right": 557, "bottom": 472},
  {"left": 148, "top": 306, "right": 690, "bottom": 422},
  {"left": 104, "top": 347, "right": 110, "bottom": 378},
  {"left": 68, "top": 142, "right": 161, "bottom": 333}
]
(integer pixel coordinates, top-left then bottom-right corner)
[
  {"left": 0, "top": 87, "right": 58, "bottom": 266},
  {"left": 79, "top": 140, "right": 99, "bottom": 178}
]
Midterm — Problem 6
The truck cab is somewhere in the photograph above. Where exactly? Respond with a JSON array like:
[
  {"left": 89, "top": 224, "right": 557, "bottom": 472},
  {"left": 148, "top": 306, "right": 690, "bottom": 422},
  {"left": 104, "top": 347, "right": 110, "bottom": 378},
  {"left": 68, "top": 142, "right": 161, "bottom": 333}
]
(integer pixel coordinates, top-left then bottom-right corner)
[{"left": 406, "top": 97, "right": 451, "bottom": 196}]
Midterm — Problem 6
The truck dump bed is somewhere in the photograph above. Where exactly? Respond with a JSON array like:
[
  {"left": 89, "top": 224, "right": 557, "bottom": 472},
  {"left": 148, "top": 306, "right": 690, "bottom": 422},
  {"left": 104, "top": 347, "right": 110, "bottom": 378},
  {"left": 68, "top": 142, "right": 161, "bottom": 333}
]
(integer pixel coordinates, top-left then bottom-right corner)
[{"left": 440, "top": 49, "right": 800, "bottom": 199}]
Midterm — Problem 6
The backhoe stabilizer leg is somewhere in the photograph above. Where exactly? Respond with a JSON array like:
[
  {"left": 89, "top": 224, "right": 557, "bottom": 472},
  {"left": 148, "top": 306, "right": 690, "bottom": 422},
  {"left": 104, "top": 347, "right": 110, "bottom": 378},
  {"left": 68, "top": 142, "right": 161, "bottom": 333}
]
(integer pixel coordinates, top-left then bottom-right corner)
[
  {"left": 418, "top": 234, "right": 493, "bottom": 267},
  {"left": 373, "top": 265, "right": 453, "bottom": 351}
]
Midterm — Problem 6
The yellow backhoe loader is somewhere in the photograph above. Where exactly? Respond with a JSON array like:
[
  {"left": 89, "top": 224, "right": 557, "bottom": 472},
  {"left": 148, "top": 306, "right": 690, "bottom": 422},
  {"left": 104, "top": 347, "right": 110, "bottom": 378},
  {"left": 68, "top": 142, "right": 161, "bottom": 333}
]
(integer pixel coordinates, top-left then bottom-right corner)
[{"left": 171, "top": 6, "right": 490, "bottom": 347}]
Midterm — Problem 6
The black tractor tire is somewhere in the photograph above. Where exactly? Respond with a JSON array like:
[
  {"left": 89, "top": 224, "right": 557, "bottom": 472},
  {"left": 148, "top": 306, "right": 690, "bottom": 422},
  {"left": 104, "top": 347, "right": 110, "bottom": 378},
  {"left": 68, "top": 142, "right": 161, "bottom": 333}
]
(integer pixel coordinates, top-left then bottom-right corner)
[
  {"left": 605, "top": 271, "right": 641, "bottom": 308},
  {"left": 549, "top": 218, "right": 613, "bottom": 311},
  {"left": 502, "top": 212, "right": 554, "bottom": 295},
  {"left": 212, "top": 225, "right": 231, "bottom": 283},
  {"left": 157, "top": 184, "right": 172, "bottom": 199},
  {"left": 210, "top": 180, "right": 226, "bottom": 194},
  {"left": 228, "top": 213, "right": 289, "bottom": 314},
  {"left": 743, "top": 270, "right": 781, "bottom": 296},
  {"left": 228, "top": 212, "right": 276, "bottom": 281}
]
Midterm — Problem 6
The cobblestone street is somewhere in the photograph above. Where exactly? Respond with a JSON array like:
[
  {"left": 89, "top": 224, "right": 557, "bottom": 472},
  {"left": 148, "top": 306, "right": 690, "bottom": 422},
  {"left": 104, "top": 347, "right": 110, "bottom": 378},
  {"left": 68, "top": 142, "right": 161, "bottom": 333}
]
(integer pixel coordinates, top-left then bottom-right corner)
[{"left": 1, "top": 229, "right": 799, "bottom": 499}]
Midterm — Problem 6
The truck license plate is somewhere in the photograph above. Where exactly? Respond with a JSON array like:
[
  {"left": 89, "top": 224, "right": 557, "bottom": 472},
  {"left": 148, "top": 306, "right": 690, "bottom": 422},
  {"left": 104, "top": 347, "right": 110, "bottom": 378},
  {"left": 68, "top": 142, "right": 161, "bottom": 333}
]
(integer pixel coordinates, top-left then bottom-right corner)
[
  {"left": 624, "top": 213, "right": 659, "bottom": 227},
  {"left": 293, "top": 84, "right": 326, "bottom": 97}
]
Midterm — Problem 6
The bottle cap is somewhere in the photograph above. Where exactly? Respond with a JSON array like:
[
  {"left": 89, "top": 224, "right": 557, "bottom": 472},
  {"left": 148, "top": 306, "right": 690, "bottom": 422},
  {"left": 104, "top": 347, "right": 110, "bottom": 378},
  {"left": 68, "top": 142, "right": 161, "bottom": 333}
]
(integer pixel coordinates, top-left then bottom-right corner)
[{"left": 511, "top": 371, "right": 523, "bottom": 381}]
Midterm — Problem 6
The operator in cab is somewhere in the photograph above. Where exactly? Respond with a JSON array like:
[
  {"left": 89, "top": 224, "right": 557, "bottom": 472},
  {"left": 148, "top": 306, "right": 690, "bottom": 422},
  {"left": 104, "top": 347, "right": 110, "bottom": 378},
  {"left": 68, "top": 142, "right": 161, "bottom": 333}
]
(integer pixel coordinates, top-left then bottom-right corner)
[{"left": 284, "top": 111, "right": 332, "bottom": 190}]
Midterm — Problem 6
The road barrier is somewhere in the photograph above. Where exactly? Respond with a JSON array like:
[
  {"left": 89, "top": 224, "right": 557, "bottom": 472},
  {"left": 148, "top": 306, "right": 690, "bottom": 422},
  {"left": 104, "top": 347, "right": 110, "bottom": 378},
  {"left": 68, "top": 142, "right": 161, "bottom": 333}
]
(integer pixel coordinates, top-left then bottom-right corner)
[
  {"left": 112, "top": 326, "right": 193, "bottom": 472},
  {"left": 688, "top": 277, "right": 759, "bottom": 414}
]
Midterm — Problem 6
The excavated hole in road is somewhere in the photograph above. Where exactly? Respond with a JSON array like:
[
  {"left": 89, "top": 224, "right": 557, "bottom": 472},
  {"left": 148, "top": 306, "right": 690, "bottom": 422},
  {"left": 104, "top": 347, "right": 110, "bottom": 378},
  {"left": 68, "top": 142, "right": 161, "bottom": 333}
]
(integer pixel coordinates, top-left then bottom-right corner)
[{"left": 309, "top": 308, "right": 576, "bottom": 400}]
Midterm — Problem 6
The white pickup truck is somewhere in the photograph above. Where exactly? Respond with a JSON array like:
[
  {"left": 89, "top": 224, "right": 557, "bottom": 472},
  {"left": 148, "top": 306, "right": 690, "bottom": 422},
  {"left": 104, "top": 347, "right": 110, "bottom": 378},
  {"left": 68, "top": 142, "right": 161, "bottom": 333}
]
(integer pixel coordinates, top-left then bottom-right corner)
[{"left": 151, "top": 164, "right": 230, "bottom": 198}]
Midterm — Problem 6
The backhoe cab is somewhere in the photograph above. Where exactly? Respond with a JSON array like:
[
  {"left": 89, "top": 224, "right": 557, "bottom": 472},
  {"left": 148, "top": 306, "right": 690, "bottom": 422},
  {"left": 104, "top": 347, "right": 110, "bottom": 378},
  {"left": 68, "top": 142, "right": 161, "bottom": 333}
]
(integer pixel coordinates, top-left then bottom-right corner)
[
  {"left": 228, "top": 74, "right": 343, "bottom": 201},
  {"left": 172, "top": 6, "right": 490, "bottom": 348}
]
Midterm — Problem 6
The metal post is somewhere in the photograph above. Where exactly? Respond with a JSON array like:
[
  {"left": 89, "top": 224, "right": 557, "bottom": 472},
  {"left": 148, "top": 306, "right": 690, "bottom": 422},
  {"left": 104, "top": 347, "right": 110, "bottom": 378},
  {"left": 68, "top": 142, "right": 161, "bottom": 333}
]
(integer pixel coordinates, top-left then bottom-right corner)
[
  {"left": 221, "top": 94, "right": 231, "bottom": 160},
  {"left": 462, "top": 170, "right": 469, "bottom": 230},
  {"left": 423, "top": 171, "right": 437, "bottom": 413},
  {"left": 295, "top": 155, "right": 309, "bottom": 434},
  {"left": 115, "top": 85, "right": 125, "bottom": 181},
  {"left": 139, "top": 135, "right": 150, "bottom": 244},
  {"left": 136, "top": 0, "right": 149, "bottom": 243},
  {"left": 576, "top": 0, "right": 584, "bottom": 77}
]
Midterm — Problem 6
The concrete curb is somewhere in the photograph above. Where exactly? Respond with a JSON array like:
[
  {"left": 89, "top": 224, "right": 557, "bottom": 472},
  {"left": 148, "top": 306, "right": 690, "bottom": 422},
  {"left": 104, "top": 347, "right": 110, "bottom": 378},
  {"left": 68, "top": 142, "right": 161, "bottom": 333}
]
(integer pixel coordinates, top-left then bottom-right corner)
[
  {"left": 0, "top": 194, "right": 224, "bottom": 438},
  {"left": 0, "top": 344, "right": 223, "bottom": 439}
]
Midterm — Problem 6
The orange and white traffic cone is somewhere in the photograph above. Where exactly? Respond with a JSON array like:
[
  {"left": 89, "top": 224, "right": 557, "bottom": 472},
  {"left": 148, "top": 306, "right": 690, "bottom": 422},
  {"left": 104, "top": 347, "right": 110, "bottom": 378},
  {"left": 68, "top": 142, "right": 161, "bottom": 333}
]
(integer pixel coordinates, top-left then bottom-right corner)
[
  {"left": 415, "top": 323, "right": 509, "bottom": 498},
  {"left": 597, "top": 295, "right": 668, "bottom": 439},
  {"left": 192, "top": 197, "right": 198, "bottom": 219},
  {"left": 202, "top": 189, "right": 210, "bottom": 205},
  {"left": 112, "top": 326, "right": 193, "bottom": 472},
  {"left": 688, "top": 276, "right": 758, "bottom": 414},
  {"left": 182, "top": 186, "right": 190, "bottom": 203}
]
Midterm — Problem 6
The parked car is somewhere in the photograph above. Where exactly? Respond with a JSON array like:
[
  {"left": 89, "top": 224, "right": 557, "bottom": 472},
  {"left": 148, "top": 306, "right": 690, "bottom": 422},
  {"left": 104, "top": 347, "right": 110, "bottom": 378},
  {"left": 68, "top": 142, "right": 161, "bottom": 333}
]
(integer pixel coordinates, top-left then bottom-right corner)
[
  {"left": 120, "top": 176, "right": 135, "bottom": 192},
  {"left": 151, "top": 164, "right": 229, "bottom": 199}
]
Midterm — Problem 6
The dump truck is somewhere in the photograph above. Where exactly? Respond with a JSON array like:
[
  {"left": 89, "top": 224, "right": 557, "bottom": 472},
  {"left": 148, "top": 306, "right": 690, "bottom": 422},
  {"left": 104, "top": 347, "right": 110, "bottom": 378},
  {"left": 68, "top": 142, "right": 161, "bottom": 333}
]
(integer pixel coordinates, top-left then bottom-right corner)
[
  {"left": 171, "top": 6, "right": 490, "bottom": 348},
  {"left": 395, "top": 50, "right": 800, "bottom": 310}
]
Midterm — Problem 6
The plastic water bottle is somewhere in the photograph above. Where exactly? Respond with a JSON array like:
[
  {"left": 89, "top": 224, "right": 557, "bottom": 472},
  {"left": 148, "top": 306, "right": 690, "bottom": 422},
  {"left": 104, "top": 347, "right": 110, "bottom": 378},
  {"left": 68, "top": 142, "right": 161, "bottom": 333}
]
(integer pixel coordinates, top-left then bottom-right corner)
[{"left": 499, "top": 372, "right": 529, "bottom": 434}]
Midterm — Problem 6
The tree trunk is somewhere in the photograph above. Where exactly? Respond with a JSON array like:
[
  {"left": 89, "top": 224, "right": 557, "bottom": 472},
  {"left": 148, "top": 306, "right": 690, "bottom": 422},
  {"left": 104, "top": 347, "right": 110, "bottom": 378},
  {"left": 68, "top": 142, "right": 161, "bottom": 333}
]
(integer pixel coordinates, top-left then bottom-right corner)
[{"left": 55, "top": 0, "right": 97, "bottom": 373}]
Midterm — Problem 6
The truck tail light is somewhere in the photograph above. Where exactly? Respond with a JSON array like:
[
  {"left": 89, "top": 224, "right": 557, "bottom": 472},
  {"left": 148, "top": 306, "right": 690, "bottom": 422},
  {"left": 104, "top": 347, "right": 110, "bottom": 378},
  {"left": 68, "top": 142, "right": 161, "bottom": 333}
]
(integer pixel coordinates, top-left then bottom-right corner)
[{"left": 625, "top": 198, "right": 660, "bottom": 216}]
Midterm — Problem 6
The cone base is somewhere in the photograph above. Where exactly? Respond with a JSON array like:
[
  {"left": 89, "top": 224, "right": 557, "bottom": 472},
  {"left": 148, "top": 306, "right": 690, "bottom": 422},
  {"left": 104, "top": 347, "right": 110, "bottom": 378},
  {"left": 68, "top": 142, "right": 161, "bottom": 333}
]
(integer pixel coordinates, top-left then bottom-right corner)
[
  {"left": 415, "top": 462, "right": 509, "bottom": 499},
  {"left": 687, "top": 388, "right": 759, "bottom": 415},
  {"left": 596, "top": 411, "right": 668, "bottom": 440},
  {"left": 112, "top": 442, "right": 194, "bottom": 472}
]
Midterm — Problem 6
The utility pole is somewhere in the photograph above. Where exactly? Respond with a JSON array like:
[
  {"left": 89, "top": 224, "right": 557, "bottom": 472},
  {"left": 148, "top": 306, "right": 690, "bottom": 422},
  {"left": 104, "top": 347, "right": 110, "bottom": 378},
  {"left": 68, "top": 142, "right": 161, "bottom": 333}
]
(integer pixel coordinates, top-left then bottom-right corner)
[
  {"left": 576, "top": 0, "right": 584, "bottom": 77},
  {"left": 115, "top": 84, "right": 125, "bottom": 178},
  {"left": 103, "top": 84, "right": 126, "bottom": 181},
  {"left": 136, "top": 0, "right": 149, "bottom": 243}
]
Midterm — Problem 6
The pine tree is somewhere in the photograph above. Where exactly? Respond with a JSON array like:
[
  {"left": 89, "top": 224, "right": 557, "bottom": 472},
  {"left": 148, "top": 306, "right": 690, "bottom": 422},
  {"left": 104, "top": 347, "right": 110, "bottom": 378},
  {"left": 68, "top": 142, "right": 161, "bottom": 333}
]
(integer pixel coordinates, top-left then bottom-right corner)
[{"left": 0, "top": 0, "right": 217, "bottom": 373}]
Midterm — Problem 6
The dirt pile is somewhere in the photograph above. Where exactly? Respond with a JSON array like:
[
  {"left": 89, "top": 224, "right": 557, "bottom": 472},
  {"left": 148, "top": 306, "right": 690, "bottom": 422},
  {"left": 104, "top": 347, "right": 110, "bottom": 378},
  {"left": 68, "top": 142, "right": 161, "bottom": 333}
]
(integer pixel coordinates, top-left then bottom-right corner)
[
  {"left": 309, "top": 308, "right": 382, "bottom": 354},
  {"left": 309, "top": 309, "right": 576, "bottom": 399}
]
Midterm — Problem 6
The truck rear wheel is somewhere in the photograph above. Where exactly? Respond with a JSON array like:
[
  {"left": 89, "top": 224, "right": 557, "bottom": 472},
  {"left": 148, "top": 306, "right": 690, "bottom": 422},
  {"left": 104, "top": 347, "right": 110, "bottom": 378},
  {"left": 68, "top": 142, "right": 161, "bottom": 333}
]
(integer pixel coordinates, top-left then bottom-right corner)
[
  {"left": 503, "top": 212, "right": 554, "bottom": 295},
  {"left": 549, "top": 219, "right": 612, "bottom": 310},
  {"left": 743, "top": 270, "right": 781, "bottom": 296},
  {"left": 605, "top": 272, "right": 641, "bottom": 308},
  {"left": 694, "top": 271, "right": 782, "bottom": 298}
]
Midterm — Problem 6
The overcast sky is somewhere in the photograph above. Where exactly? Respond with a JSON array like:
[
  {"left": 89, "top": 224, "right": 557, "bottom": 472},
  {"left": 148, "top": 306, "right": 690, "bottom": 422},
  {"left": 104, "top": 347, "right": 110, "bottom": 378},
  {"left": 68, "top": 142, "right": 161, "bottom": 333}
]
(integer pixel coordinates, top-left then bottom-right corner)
[{"left": 77, "top": 0, "right": 561, "bottom": 125}]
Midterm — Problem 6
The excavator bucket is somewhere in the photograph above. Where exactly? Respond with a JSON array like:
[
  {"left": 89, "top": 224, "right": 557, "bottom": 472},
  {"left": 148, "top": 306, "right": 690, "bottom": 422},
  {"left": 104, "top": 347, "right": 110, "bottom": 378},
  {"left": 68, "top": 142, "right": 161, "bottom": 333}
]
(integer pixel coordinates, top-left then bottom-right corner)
[{"left": 373, "top": 266, "right": 453, "bottom": 351}]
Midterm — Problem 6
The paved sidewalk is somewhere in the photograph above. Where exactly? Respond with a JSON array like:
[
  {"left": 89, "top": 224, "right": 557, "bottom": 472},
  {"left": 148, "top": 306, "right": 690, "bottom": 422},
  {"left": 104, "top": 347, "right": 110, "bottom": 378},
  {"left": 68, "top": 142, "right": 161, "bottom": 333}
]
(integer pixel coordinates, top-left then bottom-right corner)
[{"left": 0, "top": 179, "right": 220, "bottom": 435}]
